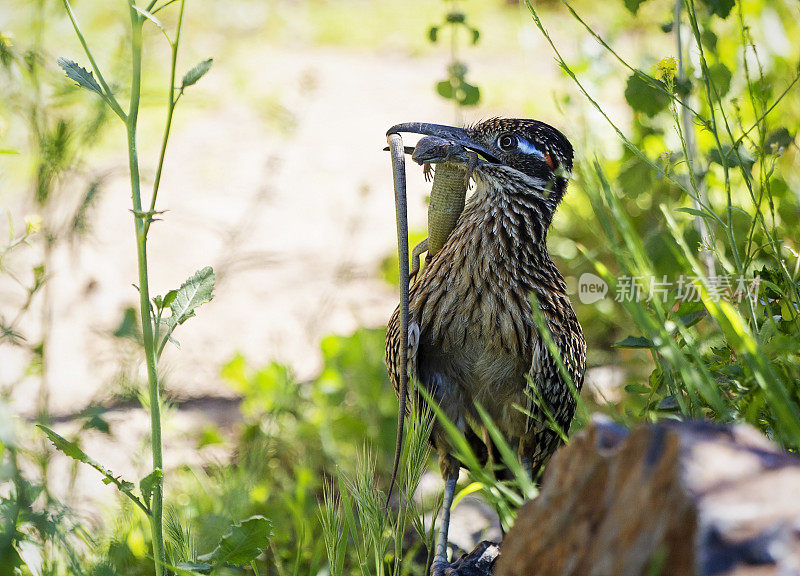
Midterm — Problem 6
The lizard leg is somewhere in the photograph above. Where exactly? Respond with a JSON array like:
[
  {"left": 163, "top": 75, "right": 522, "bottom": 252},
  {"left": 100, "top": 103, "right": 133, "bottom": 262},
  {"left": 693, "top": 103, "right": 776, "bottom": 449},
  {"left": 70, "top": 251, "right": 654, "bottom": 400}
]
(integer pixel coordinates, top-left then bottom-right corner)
[
  {"left": 464, "top": 151, "right": 479, "bottom": 187},
  {"left": 410, "top": 238, "right": 429, "bottom": 281},
  {"left": 423, "top": 162, "right": 434, "bottom": 182}
]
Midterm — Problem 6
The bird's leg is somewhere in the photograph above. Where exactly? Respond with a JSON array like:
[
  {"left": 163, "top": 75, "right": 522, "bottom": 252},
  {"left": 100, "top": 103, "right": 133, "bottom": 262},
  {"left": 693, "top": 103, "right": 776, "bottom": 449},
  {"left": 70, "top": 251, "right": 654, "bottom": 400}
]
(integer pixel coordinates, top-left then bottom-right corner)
[
  {"left": 520, "top": 454, "right": 534, "bottom": 483},
  {"left": 519, "top": 436, "right": 536, "bottom": 485},
  {"left": 432, "top": 462, "right": 459, "bottom": 576}
]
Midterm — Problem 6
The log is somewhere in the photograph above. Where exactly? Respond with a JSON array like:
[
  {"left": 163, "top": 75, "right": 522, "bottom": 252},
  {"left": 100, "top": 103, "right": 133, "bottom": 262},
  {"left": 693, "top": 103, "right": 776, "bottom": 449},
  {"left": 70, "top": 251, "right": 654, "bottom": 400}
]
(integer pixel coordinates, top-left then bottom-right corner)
[{"left": 496, "top": 418, "right": 800, "bottom": 576}]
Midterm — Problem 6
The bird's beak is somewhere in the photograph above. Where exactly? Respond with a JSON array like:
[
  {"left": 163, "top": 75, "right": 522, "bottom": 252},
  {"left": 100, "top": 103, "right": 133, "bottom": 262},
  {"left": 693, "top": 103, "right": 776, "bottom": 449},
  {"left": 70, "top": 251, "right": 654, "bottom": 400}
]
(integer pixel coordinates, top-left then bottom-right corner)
[{"left": 386, "top": 122, "right": 501, "bottom": 164}]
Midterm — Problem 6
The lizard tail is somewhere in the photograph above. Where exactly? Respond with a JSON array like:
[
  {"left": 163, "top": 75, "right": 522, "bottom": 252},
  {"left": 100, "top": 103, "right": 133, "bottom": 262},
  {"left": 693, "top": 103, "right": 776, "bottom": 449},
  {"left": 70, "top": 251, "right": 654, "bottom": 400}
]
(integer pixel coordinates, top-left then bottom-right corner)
[{"left": 386, "top": 132, "right": 410, "bottom": 511}]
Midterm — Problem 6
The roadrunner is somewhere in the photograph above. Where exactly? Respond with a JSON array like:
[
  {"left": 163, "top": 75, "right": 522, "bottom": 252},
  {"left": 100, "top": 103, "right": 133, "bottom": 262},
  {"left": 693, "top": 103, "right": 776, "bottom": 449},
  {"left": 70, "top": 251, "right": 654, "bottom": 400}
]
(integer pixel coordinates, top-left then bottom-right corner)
[{"left": 385, "top": 118, "right": 586, "bottom": 574}]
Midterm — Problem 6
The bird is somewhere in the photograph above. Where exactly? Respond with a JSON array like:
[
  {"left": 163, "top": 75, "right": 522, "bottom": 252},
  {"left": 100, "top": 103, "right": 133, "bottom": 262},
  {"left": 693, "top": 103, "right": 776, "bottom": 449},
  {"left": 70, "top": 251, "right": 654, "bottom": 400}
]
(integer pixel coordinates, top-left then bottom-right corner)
[{"left": 384, "top": 118, "right": 586, "bottom": 575}]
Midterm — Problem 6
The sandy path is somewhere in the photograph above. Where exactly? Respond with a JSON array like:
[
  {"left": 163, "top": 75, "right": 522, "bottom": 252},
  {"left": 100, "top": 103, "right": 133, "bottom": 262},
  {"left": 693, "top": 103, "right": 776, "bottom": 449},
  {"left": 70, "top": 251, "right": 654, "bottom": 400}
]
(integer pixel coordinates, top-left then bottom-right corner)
[{"left": 3, "top": 40, "right": 561, "bottom": 417}]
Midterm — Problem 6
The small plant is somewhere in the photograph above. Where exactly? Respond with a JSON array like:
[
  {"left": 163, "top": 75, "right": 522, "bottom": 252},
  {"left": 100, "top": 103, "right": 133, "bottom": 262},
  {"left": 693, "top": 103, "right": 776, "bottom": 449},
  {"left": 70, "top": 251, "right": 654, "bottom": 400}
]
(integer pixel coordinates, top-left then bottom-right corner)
[
  {"left": 428, "top": 1, "right": 481, "bottom": 117},
  {"left": 320, "top": 393, "right": 434, "bottom": 576},
  {"left": 31, "top": 1, "right": 244, "bottom": 574},
  {"left": 527, "top": 0, "right": 800, "bottom": 446}
]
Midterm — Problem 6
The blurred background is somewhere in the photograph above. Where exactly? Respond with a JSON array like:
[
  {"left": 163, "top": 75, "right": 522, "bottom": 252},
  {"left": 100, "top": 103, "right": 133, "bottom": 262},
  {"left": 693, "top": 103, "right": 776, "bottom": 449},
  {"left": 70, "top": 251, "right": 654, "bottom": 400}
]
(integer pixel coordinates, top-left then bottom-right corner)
[{"left": 1, "top": 0, "right": 798, "bottom": 573}]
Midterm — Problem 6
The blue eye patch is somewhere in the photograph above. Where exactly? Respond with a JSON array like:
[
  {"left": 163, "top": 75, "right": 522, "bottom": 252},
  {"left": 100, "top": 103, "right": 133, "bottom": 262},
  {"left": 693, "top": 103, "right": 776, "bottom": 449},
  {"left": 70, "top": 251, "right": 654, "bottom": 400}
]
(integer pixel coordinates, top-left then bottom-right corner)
[{"left": 516, "top": 136, "right": 546, "bottom": 160}]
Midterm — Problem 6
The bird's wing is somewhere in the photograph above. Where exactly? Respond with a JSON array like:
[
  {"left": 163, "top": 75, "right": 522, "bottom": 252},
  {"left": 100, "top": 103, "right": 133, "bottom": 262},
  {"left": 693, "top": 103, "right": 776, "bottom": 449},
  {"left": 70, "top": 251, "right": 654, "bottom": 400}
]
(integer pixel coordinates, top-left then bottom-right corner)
[{"left": 523, "top": 294, "right": 586, "bottom": 471}]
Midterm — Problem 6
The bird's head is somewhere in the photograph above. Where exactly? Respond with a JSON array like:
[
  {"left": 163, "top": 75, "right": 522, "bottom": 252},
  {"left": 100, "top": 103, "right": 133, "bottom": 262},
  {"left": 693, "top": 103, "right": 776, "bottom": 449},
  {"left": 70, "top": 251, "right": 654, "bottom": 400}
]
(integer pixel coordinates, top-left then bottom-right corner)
[{"left": 387, "top": 118, "right": 573, "bottom": 209}]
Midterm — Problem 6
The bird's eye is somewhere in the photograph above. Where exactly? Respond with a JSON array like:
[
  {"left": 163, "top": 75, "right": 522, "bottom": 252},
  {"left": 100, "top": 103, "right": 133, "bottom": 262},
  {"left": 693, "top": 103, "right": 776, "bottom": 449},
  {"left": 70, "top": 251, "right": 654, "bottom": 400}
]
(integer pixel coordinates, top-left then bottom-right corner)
[{"left": 497, "top": 134, "right": 518, "bottom": 151}]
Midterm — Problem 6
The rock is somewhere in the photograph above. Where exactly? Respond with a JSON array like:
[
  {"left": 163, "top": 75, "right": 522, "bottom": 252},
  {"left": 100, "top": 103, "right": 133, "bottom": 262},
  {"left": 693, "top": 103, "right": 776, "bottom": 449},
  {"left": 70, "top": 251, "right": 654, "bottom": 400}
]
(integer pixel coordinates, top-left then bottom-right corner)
[
  {"left": 496, "top": 418, "right": 800, "bottom": 576},
  {"left": 447, "top": 541, "right": 501, "bottom": 576}
]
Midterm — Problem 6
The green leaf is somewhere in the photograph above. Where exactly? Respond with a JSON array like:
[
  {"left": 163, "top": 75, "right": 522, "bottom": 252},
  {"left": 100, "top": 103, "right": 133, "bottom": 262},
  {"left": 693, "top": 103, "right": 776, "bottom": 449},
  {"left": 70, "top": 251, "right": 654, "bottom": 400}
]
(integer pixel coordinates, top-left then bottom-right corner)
[
  {"left": 624, "top": 383, "right": 650, "bottom": 394},
  {"left": 80, "top": 407, "right": 110, "bottom": 434},
  {"left": 459, "top": 82, "right": 480, "bottom": 106},
  {"left": 708, "top": 62, "right": 731, "bottom": 97},
  {"left": 453, "top": 482, "right": 484, "bottom": 508},
  {"left": 197, "top": 516, "right": 272, "bottom": 567},
  {"left": 436, "top": 80, "right": 454, "bottom": 99},
  {"left": 624, "top": 0, "right": 650, "bottom": 15},
  {"left": 38, "top": 425, "right": 146, "bottom": 510},
  {"left": 132, "top": 5, "right": 168, "bottom": 39},
  {"left": 0, "top": 148, "right": 19, "bottom": 154},
  {"left": 181, "top": 58, "right": 213, "bottom": 90},
  {"left": 615, "top": 335, "right": 655, "bottom": 348},
  {"left": 154, "top": 289, "right": 178, "bottom": 313},
  {"left": 675, "top": 207, "right": 715, "bottom": 220},
  {"left": 700, "top": 0, "right": 734, "bottom": 19},
  {"left": 708, "top": 145, "right": 754, "bottom": 170},
  {"left": 166, "top": 266, "right": 215, "bottom": 329},
  {"left": 673, "top": 77, "right": 692, "bottom": 98},
  {"left": 140, "top": 469, "right": 162, "bottom": 506},
  {"left": 701, "top": 29, "right": 718, "bottom": 52},
  {"left": 197, "top": 425, "right": 224, "bottom": 448},
  {"left": 624, "top": 72, "right": 669, "bottom": 117},
  {"left": 617, "top": 155, "right": 655, "bottom": 198},
  {"left": 765, "top": 128, "right": 794, "bottom": 155},
  {"left": 57, "top": 57, "right": 104, "bottom": 97},
  {"left": 676, "top": 309, "right": 706, "bottom": 329},
  {"left": 113, "top": 306, "right": 141, "bottom": 342},
  {"left": 163, "top": 289, "right": 178, "bottom": 307},
  {"left": 446, "top": 11, "right": 466, "bottom": 24},
  {"left": 428, "top": 26, "right": 439, "bottom": 42},
  {"left": 470, "top": 27, "right": 480, "bottom": 44}
]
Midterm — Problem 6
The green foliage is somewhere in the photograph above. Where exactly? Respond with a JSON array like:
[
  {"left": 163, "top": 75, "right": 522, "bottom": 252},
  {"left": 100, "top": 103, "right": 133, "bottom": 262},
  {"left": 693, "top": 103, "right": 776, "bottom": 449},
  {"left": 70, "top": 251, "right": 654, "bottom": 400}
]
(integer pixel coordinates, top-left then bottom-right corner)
[
  {"left": 181, "top": 58, "right": 213, "bottom": 92},
  {"left": 38, "top": 425, "right": 150, "bottom": 514},
  {"left": 57, "top": 57, "right": 104, "bottom": 97},
  {"left": 528, "top": 0, "right": 800, "bottom": 446},
  {"left": 196, "top": 516, "right": 272, "bottom": 568},
  {"left": 623, "top": 0, "right": 649, "bottom": 15},
  {"left": 140, "top": 470, "right": 163, "bottom": 510},
  {"left": 624, "top": 73, "right": 670, "bottom": 117},
  {"left": 320, "top": 397, "right": 434, "bottom": 576},
  {"left": 99, "top": 328, "right": 403, "bottom": 575},
  {"left": 701, "top": 0, "right": 734, "bottom": 19},
  {"left": 428, "top": 2, "right": 481, "bottom": 109},
  {"left": 154, "top": 266, "right": 216, "bottom": 356}
]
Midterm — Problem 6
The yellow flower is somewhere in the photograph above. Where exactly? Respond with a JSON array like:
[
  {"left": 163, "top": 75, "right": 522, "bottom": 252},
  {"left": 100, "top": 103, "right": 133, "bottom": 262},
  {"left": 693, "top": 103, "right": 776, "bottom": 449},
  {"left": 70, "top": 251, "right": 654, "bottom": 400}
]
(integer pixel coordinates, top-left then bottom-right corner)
[
  {"left": 24, "top": 214, "right": 41, "bottom": 235},
  {"left": 654, "top": 56, "right": 677, "bottom": 83}
]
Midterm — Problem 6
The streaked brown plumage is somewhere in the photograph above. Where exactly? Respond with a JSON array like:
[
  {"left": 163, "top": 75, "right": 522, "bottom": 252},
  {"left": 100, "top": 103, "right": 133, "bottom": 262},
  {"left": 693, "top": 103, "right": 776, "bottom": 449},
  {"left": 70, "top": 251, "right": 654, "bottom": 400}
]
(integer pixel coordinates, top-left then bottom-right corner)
[{"left": 385, "top": 118, "right": 586, "bottom": 573}]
